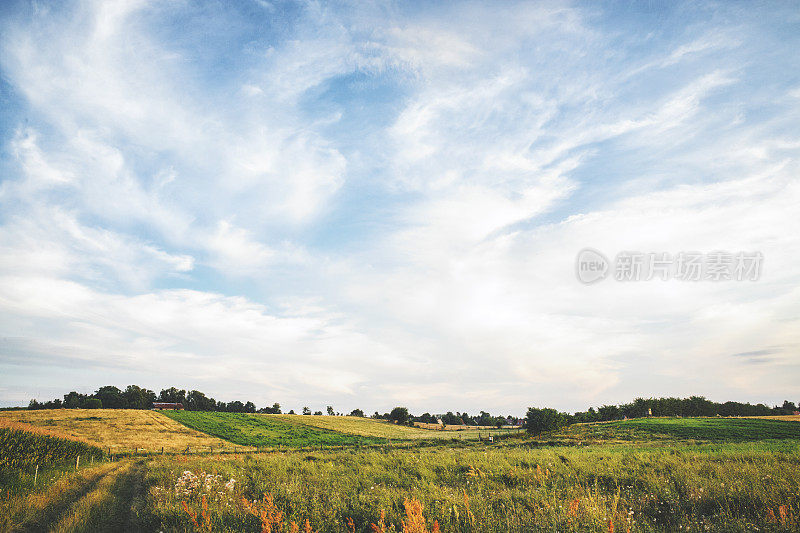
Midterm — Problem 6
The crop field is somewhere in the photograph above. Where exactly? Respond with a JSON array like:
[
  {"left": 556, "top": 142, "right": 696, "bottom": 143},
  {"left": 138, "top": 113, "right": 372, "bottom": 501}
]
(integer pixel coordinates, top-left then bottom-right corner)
[
  {"left": 162, "top": 411, "right": 389, "bottom": 448},
  {"left": 0, "top": 409, "right": 242, "bottom": 453},
  {"left": 273, "top": 415, "right": 524, "bottom": 441},
  {"left": 2, "top": 414, "right": 799, "bottom": 532},
  {"left": 282, "top": 414, "right": 443, "bottom": 438},
  {"left": 164, "top": 412, "right": 525, "bottom": 446},
  {"left": 556, "top": 417, "right": 800, "bottom": 443}
]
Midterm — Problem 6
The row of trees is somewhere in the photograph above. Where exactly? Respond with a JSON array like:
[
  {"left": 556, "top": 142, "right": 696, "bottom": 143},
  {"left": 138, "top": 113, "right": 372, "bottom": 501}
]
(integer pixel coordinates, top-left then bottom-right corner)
[
  {"left": 570, "top": 396, "right": 798, "bottom": 423},
  {"left": 28, "top": 388, "right": 797, "bottom": 431},
  {"left": 368, "top": 407, "right": 520, "bottom": 427},
  {"left": 525, "top": 396, "right": 800, "bottom": 435},
  {"left": 27, "top": 386, "right": 273, "bottom": 414}
]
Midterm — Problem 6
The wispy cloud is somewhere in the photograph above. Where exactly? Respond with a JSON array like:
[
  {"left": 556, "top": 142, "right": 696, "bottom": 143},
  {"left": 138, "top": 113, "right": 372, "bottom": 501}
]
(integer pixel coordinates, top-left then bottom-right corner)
[{"left": 0, "top": 0, "right": 798, "bottom": 412}]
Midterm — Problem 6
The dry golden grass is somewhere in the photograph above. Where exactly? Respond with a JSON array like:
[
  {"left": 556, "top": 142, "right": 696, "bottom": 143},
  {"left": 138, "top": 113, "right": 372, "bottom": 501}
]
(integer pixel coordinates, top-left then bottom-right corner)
[
  {"left": 0, "top": 410, "right": 245, "bottom": 452},
  {"left": 273, "top": 415, "right": 445, "bottom": 439},
  {"left": 0, "top": 417, "right": 94, "bottom": 445},
  {"left": 741, "top": 415, "right": 800, "bottom": 422},
  {"left": 412, "top": 422, "right": 508, "bottom": 431}
]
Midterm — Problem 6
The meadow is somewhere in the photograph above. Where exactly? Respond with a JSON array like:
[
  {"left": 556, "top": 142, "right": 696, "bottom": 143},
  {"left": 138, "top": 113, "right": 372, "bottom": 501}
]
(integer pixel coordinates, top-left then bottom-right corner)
[
  {"left": 274, "top": 414, "right": 522, "bottom": 441},
  {"left": 552, "top": 417, "right": 800, "bottom": 444},
  {"left": 145, "top": 439, "right": 800, "bottom": 532},
  {"left": 1, "top": 413, "right": 799, "bottom": 532},
  {"left": 161, "top": 411, "right": 387, "bottom": 448},
  {"left": 279, "top": 414, "right": 444, "bottom": 439}
]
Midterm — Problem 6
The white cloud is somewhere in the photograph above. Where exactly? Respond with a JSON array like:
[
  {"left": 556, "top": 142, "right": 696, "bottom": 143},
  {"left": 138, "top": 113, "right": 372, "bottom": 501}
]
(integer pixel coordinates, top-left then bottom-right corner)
[{"left": 0, "top": 1, "right": 798, "bottom": 412}]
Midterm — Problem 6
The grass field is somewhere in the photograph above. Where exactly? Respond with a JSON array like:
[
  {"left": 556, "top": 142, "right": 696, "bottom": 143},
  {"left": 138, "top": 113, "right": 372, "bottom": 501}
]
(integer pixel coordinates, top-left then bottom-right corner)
[
  {"left": 161, "top": 411, "right": 388, "bottom": 448},
  {"left": 0, "top": 409, "right": 243, "bottom": 453},
  {"left": 146, "top": 438, "right": 800, "bottom": 532},
  {"left": 554, "top": 417, "right": 800, "bottom": 444},
  {"left": 277, "top": 414, "right": 483, "bottom": 439},
  {"left": 2, "top": 414, "right": 799, "bottom": 532},
  {"left": 283, "top": 414, "right": 442, "bottom": 438},
  {"left": 164, "top": 412, "right": 524, "bottom": 446}
]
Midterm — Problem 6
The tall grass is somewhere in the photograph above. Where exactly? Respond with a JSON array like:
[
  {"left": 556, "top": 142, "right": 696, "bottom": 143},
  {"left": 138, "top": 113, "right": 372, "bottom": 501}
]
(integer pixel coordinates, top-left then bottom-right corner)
[{"left": 145, "top": 441, "right": 800, "bottom": 532}]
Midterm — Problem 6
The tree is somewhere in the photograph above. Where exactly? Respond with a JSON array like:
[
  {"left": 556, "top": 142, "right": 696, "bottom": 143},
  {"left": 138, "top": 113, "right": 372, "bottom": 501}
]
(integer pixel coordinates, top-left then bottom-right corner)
[
  {"left": 313, "top": 410, "right": 322, "bottom": 415},
  {"left": 597, "top": 405, "right": 621, "bottom": 421},
  {"left": 123, "top": 385, "right": 156, "bottom": 409},
  {"left": 159, "top": 387, "right": 186, "bottom": 405},
  {"left": 94, "top": 386, "right": 127, "bottom": 409},
  {"left": 326, "top": 406, "right": 335, "bottom": 416},
  {"left": 388, "top": 407, "right": 410, "bottom": 425},
  {"left": 244, "top": 401, "right": 256, "bottom": 413},
  {"left": 84, "top": 398, "right": 102, "bottom": 409},
  {"left": 226, "top": 400, "right": 245, "bottom": 413},
  {"left": 302, "top": 406, "right": 311, "bottom": 415},
  {"left": 63, "top": 391, "right": 87, "bottom": 409},
  {"left": 288, "top": 409, "right": 295, "bottom": 415},
  {"left": 349, "top": 409, "right": 365, "bottom": 417},
  {"left": 525, "top": 407, "right": 567, "bottom": 436},
  {"left": 186, "top": 390, "right": 216, "bottom": 411}
]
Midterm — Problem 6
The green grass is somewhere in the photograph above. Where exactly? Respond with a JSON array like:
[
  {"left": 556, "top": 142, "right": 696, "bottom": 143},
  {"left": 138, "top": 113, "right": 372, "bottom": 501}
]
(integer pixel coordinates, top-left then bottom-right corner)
[
  {"left": 161, "top": 411, "right": 385, "bottom": 448},
  {"left": 143, "top": 439, "right": 800, "bottom": 532},
  {"left": 3, "top": 416, "right": 800, "bottom": 531},
  {"left": 561, "top": 417, "right": 800, "bottom": 443}
]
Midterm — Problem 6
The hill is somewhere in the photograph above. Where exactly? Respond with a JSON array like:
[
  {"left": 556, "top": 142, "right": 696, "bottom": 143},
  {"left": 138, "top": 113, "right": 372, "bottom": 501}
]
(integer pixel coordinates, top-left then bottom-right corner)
[
  {"left": 549, "top": 416, "right": 800, "bottom": 444},
  {"left": 0, "top": 409, "right": 244, "bottom": 453}
]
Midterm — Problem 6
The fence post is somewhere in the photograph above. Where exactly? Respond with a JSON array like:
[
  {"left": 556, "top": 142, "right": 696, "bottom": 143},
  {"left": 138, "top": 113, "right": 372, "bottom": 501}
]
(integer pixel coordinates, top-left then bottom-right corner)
[
  {"left": 76, "top": 455, "right": 80, "bottom": 470},
  {"left": 34, "top": 464, "right": 38, "bottom": 486}
]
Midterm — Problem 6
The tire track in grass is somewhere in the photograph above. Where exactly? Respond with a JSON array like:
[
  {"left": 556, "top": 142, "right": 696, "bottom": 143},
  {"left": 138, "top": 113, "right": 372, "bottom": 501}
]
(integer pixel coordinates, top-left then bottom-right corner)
[
  {"left": 47, "top": 460, "right": 152, "bottom": 533},
  {"left": 13, "top": 462, "right": 124, "bottom": 533}
]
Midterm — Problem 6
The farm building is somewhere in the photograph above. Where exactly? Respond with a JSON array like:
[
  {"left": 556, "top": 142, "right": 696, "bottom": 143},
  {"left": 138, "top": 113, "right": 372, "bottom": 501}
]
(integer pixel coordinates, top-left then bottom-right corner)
[{"left": 152, "top": 402, "right": 184, "bottom": 410}]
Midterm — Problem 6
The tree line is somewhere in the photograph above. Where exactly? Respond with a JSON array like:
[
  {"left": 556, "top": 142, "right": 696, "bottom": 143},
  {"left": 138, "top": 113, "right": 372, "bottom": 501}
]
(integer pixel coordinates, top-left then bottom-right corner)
[
  {"left": 27, "top": 386, "right": 273, "bottom": 414},
  {"left": 525, "top": 396, "right": 800, "bottom": 435},
  {"left": 25, "top": 388, "right": 798, "bottom": 434}
]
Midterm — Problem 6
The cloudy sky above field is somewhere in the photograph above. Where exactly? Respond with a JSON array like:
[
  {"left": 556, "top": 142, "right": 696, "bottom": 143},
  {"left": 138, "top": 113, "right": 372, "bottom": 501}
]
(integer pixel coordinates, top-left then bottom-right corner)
[{"left": 0, "top": 0, "right": 798, "bottom": 413}]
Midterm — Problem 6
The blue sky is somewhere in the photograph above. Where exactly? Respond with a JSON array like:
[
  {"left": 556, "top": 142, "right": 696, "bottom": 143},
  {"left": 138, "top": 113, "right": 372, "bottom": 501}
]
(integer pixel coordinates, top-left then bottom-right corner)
[{"left": 0, "top": 0, "right": 798, "bottom": 413}]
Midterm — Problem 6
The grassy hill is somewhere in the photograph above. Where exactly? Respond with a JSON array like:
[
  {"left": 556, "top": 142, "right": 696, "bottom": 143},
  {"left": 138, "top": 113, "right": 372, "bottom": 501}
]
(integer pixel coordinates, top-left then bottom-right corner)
[
  {"left": 552, "top": 417, "right": 800, "bottom": 444},
  {"left": 161, "top": 411, "right": 387, "bottom": 448},
  {"left": 0, "top": 409, "right": 244, "bottom": 453},
  {"left": 276, "top": 414, "right": 449, "bottom": 438},
  {"left": 163, "top": 412, "right": 523, "bottom": 447}
]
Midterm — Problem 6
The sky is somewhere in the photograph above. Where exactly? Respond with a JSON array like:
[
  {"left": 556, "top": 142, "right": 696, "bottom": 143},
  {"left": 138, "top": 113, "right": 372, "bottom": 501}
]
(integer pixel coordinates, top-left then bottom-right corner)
[{"left": 0, "top": 0, "right": 798, "bottom": 415}]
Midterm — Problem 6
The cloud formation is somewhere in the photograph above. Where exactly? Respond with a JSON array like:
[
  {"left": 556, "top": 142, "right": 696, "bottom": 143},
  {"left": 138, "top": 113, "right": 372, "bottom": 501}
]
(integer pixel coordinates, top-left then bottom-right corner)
[{"left": 0, "top": 0, "right": 798, "bottom": 413}]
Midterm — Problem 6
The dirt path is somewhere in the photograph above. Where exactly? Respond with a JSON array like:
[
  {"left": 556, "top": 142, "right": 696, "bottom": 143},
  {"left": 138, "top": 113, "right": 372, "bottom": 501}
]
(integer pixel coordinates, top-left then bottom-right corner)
[{"left": 12, "top": 460, "right": 153, "bottom": 533}]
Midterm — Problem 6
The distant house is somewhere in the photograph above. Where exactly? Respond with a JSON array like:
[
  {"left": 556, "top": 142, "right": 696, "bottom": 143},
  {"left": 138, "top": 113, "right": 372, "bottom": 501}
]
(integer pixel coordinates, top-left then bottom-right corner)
[
  {"left": 505, "top": 416, "right": 523, "bottom": 427},
  {"left": 153, "top": 402, "right": 184, "bottom": 410}
]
